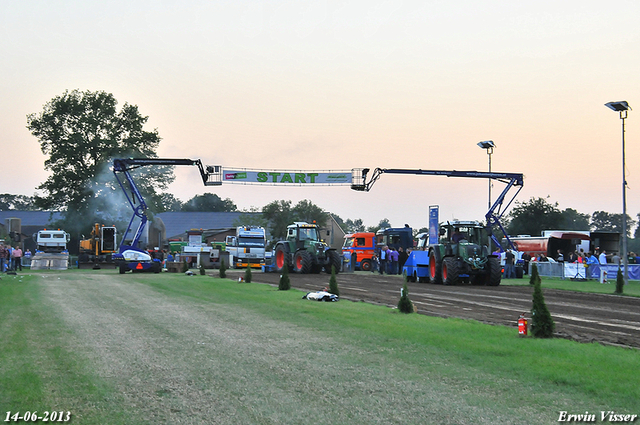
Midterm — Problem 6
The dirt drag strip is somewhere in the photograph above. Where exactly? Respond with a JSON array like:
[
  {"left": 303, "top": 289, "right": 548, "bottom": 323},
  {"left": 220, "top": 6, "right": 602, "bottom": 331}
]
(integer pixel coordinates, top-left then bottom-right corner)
[{"left": 244, "top": 270, "right": 640, "bottom": 349}]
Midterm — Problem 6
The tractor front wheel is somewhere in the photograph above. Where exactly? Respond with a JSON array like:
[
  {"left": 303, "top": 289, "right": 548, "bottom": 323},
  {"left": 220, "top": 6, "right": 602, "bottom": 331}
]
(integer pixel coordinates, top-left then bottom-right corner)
[
  {"left": 325, "top": 250, "right": 341, "bottom": 274},
  {"left": 293, "top": 250, "right": 313, "bottom": 274},
  {"left": 442, "top": 257, "right": 460, "bottom": 286}
]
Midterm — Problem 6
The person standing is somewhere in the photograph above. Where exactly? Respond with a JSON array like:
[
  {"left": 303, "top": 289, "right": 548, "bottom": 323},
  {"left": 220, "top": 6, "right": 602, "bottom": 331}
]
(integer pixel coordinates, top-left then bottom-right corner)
[
  {"left": 0, "top": 244, "right": 7, "bottom": 272},
  {"left": 389, "top": 247, "right": 399, "bottom": 275},
  {"left": 379, "top": 246, "right": 388, "bottom": 275},
  {"left": 398, "top": 247, "right": 408, "bottom": 274},
  {"left": 599, "top": 250, "right": 607, "bottom": 264},
  {"left": 12, "top": 246, "right": 23, "bottom": 271},
  {"left": 505, "top": 249, "right": 515, "bottom": 279}
]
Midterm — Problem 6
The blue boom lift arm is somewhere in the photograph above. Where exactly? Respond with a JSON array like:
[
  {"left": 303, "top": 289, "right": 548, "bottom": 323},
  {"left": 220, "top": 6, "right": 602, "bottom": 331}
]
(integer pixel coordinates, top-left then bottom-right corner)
[
  {"left": 350, "top": 168, "right": 524, "bottom": 251},
  {"left": 113, "top": 158, "right": 221, "bottom": 252}
]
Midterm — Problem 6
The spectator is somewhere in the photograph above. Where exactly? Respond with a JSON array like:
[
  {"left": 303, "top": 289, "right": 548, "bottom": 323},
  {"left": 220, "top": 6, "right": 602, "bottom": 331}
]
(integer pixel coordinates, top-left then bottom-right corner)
[
  {"left": 379, "top": 246, "right": 388, "bottom": 275},
  {"left": 598, "top": 250, "right": 607, "bottom": 264},
  {"left": 0, "top": 244, "right": 7, "bottom": 272},
  {"left": 504, "top": 249, "right": 516, "bottom": 279},
  {"left": 389, "top": 247, "right": 399, "bottom": 274},
  {"left": 398, "top": 247, "right": 408, "bottom": 274},
  {"left": 556, "top": 250, "right": 564, "bottom": 262},
  {"left": 612, "top": 252, "right": 621, "bottom": 266},
  {"left": 12, "top": 246, "right": 23, "bottom": 271}
]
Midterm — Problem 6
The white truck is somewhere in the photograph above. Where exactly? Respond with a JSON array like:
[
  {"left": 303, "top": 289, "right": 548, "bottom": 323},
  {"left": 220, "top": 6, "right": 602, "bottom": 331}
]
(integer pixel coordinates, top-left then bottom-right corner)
[
  {"left": 34, "top": 229, "right": 71, "bottom": 253},
  {"left": 225, "top": 226, "right": 267, "bottom": 268}
]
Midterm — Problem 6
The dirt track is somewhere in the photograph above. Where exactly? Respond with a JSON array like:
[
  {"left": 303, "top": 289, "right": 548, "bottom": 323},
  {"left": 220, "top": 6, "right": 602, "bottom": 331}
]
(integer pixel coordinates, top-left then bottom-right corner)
[{"left": 243, "top": 270, "right": 640, "bottom": 349}]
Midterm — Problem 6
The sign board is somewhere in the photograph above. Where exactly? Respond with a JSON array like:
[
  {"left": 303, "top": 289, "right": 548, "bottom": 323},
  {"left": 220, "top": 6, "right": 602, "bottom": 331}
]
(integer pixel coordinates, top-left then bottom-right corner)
[
  {"left": 223, "top": 169, "right": 352, "bottom": 185},
  {"left": 429, "top": 206, "right": 439, "bottom": 245}
]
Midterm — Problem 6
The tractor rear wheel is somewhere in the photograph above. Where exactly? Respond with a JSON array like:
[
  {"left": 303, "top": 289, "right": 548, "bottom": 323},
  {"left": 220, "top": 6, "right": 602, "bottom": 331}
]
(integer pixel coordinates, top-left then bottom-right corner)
[
  {"left": 293, "top": 250, "right": 313, "bottom": 273},
  {"left": 325, "top": 250, "right": 341, "bottom": 274},
  {"left": 429, "top": 251, "right": 442, "bottom": 284},
  {"left": 442, "top": 257, "right": 460, "bottom": 285},
  {"left": 274, "top": 244, "right": 290, "bottom": 273}
]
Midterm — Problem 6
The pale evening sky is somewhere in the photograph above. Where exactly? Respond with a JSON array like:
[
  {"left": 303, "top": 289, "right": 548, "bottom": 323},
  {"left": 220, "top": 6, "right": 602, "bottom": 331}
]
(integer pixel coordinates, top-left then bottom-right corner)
[{"left": 1, "top": 1, "right": 638, "bottom": 231}]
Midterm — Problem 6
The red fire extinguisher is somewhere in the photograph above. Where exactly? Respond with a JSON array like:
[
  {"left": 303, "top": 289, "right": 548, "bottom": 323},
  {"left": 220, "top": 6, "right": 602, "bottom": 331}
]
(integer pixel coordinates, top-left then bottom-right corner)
[{"left": 518, "top": 313, "right": 528, "bottom": 336}]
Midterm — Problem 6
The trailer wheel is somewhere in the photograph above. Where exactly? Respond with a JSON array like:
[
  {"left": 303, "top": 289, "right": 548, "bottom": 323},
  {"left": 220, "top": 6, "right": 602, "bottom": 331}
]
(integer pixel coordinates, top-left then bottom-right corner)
[
  {"left": 293, "top": 250, "right": 313, "bottom": 274},
  {"left": 442, "top": 257, "right": 460, "bottom": 285},
  {"left": 429, "top": 251, "right": 442, "bottom": 284},
  {"left": 360, "top": 259, "right": 372, "bottom": 272},
  {"left": 119, "top": 264, "right": 127, "bottom": 274}
]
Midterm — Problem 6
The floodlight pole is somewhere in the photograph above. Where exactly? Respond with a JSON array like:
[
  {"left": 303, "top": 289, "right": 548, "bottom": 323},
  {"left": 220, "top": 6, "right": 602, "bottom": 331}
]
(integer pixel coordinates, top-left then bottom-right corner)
[
  {"left": 605, "top": 101, "right": 630, "bottom": 286},
  {"left": 621, "top": 108, "right": 629, "bottom": 287},
  {"left": 478, "top": 141, "right": 495, "bottom": 250}
]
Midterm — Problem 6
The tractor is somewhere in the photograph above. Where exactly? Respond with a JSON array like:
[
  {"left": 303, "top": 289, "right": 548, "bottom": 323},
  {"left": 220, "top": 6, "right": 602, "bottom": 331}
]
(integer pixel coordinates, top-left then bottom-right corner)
[
  {"left": 428, "top": 220, "right": 502, "bottom": 286},
  {"left": 273, "top": 222, "right": 342, "bottom": 274}
]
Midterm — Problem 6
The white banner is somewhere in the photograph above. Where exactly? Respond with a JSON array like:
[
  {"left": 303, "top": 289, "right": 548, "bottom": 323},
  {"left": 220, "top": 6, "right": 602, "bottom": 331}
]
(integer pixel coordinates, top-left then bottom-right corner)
[{"left": 223, "top": 169, "right": 352, "bottom": 185}]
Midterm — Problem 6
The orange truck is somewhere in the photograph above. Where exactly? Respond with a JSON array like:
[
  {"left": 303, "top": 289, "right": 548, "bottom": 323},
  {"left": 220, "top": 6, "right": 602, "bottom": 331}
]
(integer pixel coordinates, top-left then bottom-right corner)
[{"left": 342, "top": 232, "right": 377, "bottom": 271}]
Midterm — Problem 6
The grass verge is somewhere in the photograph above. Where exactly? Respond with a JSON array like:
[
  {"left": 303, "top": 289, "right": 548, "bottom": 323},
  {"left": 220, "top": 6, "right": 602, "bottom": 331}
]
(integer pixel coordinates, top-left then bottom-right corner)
[{"left": 2, "top": 270, "right": 639, "bottom": 424}]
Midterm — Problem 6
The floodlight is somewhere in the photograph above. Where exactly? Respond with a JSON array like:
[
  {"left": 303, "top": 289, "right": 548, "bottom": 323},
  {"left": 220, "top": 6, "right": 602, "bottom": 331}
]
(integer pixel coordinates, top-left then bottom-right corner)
[
  {"left": 605, "top": 101, "right": 631, "bottom": 112},
  {"left": 477, "top": 140, "right": 495, "bottom": 149}
]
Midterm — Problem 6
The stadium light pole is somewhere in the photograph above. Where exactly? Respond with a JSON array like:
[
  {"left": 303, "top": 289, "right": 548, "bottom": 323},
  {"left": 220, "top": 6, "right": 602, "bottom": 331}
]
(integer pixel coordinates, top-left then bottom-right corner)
[
  {"left": 478, "top": 140, "right": 495, "bottom": 250},
  {"left": 605, "top": 101, "right": 631, "bottom": 286},
  {"left": 477, "top": 140, "right": 495, "bottom": 210}
]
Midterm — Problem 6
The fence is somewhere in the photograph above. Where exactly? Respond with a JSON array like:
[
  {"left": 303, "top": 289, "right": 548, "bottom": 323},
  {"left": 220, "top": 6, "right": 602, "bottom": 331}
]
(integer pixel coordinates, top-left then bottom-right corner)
[{"left": 531, "top": 261, "right": 640, "bottom": 280}]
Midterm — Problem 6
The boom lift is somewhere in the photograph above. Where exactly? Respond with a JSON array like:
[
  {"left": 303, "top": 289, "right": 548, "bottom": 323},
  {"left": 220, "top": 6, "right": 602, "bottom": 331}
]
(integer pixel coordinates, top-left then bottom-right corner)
[
  {"left": 351, "top": 168, "right": 523, "bottom": 250},
  {"left": 351, "top": 168, "right": 524, "bottom": 285},
  {"left": 112, "top": 158, "right": 221, "bottom": 274}
]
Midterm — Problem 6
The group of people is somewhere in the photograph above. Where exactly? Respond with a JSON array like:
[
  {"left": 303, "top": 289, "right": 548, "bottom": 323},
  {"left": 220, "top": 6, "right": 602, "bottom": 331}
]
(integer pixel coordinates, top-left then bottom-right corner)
[
  {"left": 0, "top": 244, "right": 30, "bottom": 272},
  {"left": 373, "top": 245, "right": 410, "bottom": 275}
]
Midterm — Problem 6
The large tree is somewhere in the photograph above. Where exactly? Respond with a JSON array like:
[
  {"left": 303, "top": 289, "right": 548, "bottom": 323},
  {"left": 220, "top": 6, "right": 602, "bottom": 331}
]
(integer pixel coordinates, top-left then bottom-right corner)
[
  {"left": 559, "top": 208, "right": 590, "bottom": 231},
  {"left": 261, "top": 199, "right": 328, "bottom": 239},
  {"left": 26, "top": 89, "right": 173, "bottom": 234},
  {"left": 506, "top": 197, "right": 563, "bottom": 236},
  {"left": 591, "top": 211, "right": 636, "bottom": 236},
  {"left": 0, "top": 194, "right": 37, "bottom": 211},
  {"left": 181, "top": 193, "right": 237, "bottom": 212}
]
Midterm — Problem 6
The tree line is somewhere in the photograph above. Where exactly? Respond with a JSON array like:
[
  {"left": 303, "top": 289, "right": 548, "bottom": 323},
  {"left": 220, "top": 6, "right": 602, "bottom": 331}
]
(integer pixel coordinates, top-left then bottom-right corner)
[{"left": 4, "top": 89, "right": 638, "bottom": 246}]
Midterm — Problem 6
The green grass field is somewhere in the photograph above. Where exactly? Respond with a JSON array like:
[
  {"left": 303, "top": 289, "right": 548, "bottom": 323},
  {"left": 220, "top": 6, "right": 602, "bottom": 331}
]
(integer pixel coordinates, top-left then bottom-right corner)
[{"left": 1, "top": 270, "right": 638, "bottom": 424}]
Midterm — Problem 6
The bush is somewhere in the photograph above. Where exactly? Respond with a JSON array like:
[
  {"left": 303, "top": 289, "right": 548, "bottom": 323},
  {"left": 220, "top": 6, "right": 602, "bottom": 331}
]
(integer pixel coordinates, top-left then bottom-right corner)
[
  {"left": 615, "top": 267, "right": 624, "bottom": 295},
  {"left": 529, "top": 262, "right": 540, "bottom": 285},
  {"left": 531, "top": 275, "right": 555, "bottom": 338},
  {"left": 199, "top": 264, "right": 206, "bottom": 276},
  {"left": 328, "top": 266, "right": 339, "bottom": 296},
  {"left": 219, "top": 258, "right": 227, "bottom": 279},
  {"left": 182, "top": 259, "right": 189, "bottom": 273},
  {"left": 397, "top": 284, "right": 414, "bottom": 314},
  {"left": 244, "top": 266, "right": 252, "bottom": 283},
  {"left": 278, "top": 264, "right": 290, "bottom": 290}
]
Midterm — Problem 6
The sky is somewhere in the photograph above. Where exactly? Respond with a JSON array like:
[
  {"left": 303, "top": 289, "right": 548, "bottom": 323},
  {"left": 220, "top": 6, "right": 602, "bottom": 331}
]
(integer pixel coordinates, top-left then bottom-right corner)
[{"left": 1, "top": 0, "right": 639, "bottom": 232}]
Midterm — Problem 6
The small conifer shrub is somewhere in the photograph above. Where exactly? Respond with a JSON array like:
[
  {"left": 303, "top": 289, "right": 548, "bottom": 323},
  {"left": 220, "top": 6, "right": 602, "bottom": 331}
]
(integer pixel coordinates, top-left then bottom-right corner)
[
  {"left": 219, "top": 258, "right": 227, "bottom": 278},
  {"left": 199, "top": 264, "right": 206, "bottom": 275},
  {"left": 531, "top": 276, "right": 554, "bottom": 338},
  {"left": 328, "top": 266, "right": 339, "bottom": 296},
  {"left": 278, "top": 264, "right": 290, "bottom": 290},
  {"left": 244, "top": 266, "right": 252, "bottom": 283},
  {"left": 529, "top": 262, "right": 540, "bottom": 285},
  {"left": 615, "top": 267, "right": 624, "bottom": 295},
  {"left": 397, "top": 284, "right": 414, "bottom": 314},
  {"left": 182, "top": 259, "right": 189, "bottom": 273}
]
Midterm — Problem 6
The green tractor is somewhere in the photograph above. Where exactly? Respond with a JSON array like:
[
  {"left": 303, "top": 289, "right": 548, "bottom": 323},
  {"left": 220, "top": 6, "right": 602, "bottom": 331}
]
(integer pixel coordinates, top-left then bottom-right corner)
[
  {"left": 273, "top": 222, "right": 342, "bottom": 274},
  {"left": 428, "top": 220, "right": 502, "bottom": 286}
]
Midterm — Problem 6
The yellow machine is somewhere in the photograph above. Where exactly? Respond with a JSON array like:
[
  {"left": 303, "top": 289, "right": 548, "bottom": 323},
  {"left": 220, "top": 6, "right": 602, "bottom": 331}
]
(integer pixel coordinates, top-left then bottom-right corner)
[{"left": 78, "top": 223, "right": 118, "bottom": 269}]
